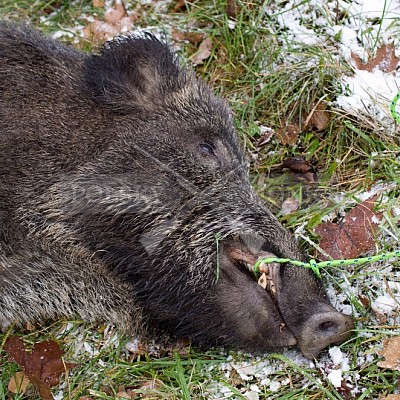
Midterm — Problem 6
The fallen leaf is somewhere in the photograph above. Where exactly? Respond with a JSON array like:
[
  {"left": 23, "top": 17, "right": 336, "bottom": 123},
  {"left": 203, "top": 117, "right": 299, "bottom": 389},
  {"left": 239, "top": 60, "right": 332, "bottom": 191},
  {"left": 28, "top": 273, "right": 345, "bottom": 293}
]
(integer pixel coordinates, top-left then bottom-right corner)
[
  {"left": 377, "top": 336, "right": 400, "bottom": 371},
  {"left": 126, "top": 339, "right": 148, "bottom": 357},
  {"left": 352, "top": 42, "right": 399, "bottom": 73},
  {"left": 281, "top": 156, "right": 318, "bottom": 184},
  {"left": 104, "top": 1, "right": 127, "bottom": 25},
  {"left": 92, "top": 0, "right": 105, "bottom": 7},
  {"left": 116, "top": 391, "right": 132, "bottom": 399},
  {"left": 117, "top": 379, "right": 164, "bottom": 399},
  {"left": 165, "top": 338, "right": 191, "bottom": 357},
  {"left": 255, "top": 127, "right": 274, "bottom": 147},
  {"left": 173, "top": 0, "right": 187, "bottom": 12},
  {"left": 83, "top": 20, "right": 119, "bottom": 43},
  {"left": 281, "top": 197, "right": 300, "bottom": 215},
  {"left": 83, "top": 1, "right": 137, "bottom": 44},
  {"left": 338, "top": 379, "right": 353, "bottom": 399},
  {"left": 189, "top": 37, "right": 212, "bottom": 65},
  {"left": 277, "top": 122, "right": 300, "bottom": 145},
  {"left": 226, "top": 0, "right": 241, "bottom": 18},
  {"left": 358, "top": 294, "right": 370, "bottom": 309},
  {"left": 114, "top": 16, "right": 138, "bottom": 32},
  {"left": 171, "top": 28, "right": 204, "bottom": 44},
  {"left": 315, "top": 195, "right": 382, "bottom": 260},
  {"left": 304, "top": 102, "right": 330, "bottom": 131},
  {"left": 8, "top": 371, "right": 30, "bottom": 395},
  {"left": 380, "top": 396, "right": 400, "bottom": 400},
  {"left": 4, "top": 337, "right": 78, "bottom": 400},
  {"left": 140, "top": 379, "right": 164, "bottom": 398},
  {"left": 372, "top": 307, "right": 387, "bottom": 325}
]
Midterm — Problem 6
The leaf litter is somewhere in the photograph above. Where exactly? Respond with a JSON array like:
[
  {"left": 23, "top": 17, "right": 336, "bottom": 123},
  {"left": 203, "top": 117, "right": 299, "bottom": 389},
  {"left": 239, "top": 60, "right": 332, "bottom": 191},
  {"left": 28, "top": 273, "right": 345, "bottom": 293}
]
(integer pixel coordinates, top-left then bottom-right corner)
[
  {"left": 377, "top": 336, "right": 400, "bottom": 371},
  {"left": 351, "top": 43, "right": 400, "bottom": 74},
  {"left": 83, "top": 0, "right": 138, "bottom": 43},
  {"left": 315, "top": 195, "right": 382, "bottom": 260},
  {"left": 281, "top": 156, "right": 318, "bottom": 184},
  {"left": 4, "top": 336, "right": 78, "bottom": 400}
]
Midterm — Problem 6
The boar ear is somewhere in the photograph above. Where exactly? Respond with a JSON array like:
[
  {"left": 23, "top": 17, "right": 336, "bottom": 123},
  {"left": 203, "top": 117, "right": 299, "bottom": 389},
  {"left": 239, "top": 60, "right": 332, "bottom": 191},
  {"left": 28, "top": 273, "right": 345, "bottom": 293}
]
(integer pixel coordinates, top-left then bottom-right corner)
[{"left": 84, "top": 34, "right": 187, "bottom": 113}]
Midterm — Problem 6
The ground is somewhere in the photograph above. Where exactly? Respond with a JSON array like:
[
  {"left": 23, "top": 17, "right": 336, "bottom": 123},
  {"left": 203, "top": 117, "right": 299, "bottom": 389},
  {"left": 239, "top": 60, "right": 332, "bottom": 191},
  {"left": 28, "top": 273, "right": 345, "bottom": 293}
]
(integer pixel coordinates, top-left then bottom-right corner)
[{"left": 0, "top": 0, "right": 399, "bottom": 399}]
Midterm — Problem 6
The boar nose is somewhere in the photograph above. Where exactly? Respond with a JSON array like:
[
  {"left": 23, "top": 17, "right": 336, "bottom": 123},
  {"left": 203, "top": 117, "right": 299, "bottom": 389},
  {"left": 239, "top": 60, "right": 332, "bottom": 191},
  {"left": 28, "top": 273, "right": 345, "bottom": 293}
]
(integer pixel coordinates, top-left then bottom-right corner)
[{"left": 297, "top": 310, "right": 354, "bottom": 359}]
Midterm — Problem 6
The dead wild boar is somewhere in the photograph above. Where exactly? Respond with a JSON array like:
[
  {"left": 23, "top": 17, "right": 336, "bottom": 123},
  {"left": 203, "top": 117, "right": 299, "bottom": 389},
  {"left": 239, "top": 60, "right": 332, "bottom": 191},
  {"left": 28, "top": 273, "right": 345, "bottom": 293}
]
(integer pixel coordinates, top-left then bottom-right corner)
[{"left": 0, "top": 22, "right": 354, "bottom": 359}]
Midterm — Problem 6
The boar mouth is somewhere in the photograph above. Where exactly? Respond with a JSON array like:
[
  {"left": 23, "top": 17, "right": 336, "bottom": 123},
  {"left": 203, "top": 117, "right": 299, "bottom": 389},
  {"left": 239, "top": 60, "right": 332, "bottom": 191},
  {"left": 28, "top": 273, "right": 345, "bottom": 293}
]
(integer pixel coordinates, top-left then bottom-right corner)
[
  {"left": 226, "top": 245, "right": 280, "bottom": 299},
  {"left": 224, "top": 243, "right": 354, "bottom": 359}
]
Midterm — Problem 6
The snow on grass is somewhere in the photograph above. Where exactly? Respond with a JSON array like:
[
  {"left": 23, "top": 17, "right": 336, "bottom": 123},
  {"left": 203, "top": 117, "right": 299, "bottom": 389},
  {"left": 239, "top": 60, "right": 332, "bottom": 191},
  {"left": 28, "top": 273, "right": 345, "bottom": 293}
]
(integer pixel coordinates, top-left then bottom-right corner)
[
  {"left": 336, "top": 67, "right": 399, "bottom": 133},
  {"left": 266, "top": 0, "right": 400, "bottom": 133},
  {"left": 205, "top": 351, "right": 312, "bottom": 398}
]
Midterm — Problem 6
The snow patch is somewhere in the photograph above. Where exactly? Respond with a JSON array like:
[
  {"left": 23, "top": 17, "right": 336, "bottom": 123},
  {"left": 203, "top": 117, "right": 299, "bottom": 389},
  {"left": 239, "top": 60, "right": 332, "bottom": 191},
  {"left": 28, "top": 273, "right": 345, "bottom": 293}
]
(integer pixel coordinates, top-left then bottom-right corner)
[
  {"left": 336, "top": 69, "right": 399, "bottom": 129},
  {"left": 327, "top": 368, "right": 343, "bottom": 387}
]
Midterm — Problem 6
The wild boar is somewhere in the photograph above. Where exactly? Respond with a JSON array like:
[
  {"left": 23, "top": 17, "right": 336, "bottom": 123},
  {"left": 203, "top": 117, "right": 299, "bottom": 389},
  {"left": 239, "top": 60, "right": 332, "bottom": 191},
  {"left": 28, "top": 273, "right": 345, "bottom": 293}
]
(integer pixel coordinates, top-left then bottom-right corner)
[{"left": 0, "top": 22, "right": 353, "bottom": 359}]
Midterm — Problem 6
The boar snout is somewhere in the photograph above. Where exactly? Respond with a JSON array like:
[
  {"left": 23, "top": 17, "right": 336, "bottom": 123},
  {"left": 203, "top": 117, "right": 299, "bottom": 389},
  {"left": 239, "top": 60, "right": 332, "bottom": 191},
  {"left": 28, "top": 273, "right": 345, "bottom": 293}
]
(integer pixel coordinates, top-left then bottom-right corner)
[{"left": 297, "top": 307, "right": 354, "bottom": 359}]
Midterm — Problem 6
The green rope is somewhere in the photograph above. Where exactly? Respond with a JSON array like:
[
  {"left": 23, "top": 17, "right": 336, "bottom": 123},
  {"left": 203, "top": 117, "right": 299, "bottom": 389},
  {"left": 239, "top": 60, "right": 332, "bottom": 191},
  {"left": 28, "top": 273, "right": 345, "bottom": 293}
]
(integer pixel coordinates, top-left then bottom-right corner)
[
  {"left": 390, "top": 90, "right": 400, "bottom": 124},
  {"left": 253, "top": 250, "right": 400, "bottom": 279}
]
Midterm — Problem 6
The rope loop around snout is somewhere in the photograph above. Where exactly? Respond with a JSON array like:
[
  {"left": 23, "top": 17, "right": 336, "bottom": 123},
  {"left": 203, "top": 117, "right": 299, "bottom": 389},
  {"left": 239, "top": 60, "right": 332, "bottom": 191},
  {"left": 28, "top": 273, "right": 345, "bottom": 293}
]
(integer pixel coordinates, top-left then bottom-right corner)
[{"left": 253, "top": 250, "right": 400, "bottom": 279}]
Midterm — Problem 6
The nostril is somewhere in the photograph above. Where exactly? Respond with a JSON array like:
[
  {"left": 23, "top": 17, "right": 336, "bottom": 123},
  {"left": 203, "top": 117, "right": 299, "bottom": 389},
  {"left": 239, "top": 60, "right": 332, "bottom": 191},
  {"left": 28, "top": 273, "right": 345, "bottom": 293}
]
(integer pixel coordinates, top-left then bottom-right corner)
[
  {"left": 319, "top": 320, "right": 337, "bottom": 332},
  {"left": 298, "top": 311, "right": 355, "bottom": 359}
]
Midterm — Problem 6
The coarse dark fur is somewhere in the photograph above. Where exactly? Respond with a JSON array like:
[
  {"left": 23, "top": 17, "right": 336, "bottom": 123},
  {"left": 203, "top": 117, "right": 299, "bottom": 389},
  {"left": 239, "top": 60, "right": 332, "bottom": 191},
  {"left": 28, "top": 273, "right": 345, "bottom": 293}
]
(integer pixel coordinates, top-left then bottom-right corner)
[{"left": 0, "top": 23, "right": 353, "bottom": 359}]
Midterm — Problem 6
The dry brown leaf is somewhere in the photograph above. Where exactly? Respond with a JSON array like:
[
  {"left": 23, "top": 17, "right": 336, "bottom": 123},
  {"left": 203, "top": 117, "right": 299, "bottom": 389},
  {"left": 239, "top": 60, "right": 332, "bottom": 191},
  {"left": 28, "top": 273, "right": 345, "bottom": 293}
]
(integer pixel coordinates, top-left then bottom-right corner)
[
  {"left": 255, "top": 128, "right": 274, "bottom": 147},
  {"left": 4, "top": 336, "right": 78, "bottom": 400},
  {"left": 189, "top": 37, "right": 212, "bottom": 65},
  {"left": 304, "top": 102, "right": 330, "bottom": 131},
  {"left": 226, "top": 0, "right": 241, "bottom": 18},
  {"left": 83, "top": 21, "right": 119, "bottom": 43},
  {"left": 171, "top": 28, "right": 204, "bottom": 44},
  {"left": 372, "top": 307, "right": 387, "bottom": 325},
  {"left": 277, "top": 123, "right": 300, "bottom": 145},
  {"left": 126, "top": 339, "right": 148, "bottom": 357},
  {"left": 380, "top": 395, "right": 400, "bottom": 400},
  {"left": 173, "top": 0, "right": 187, "bottom": 12},
  {"left": 338, "top": 380, "right": 353, "bottom": 399},
  {"left": 315, "top": 195, "right": 382, "bottom": 260},
  {"left": 104, "top": 1, "right": 127, "bottom": 25},
  {"left": 352, "top": 42, "right": 399, "bottom": 73},
  {"left": 140, "top": 379, "right": 164, "bottom": 397},
  {"left": 281, "top": 197, "right": 300, "bottom": 215},
  {"left": 281, "top": 156, "right": 318, "bottom": 184},
  {"left": 117, "top": 379, "right": 164, "bottom": 399},
  {"left": 92, "top": 0, "right": 105, "bottom": 7},
  {"left": 358, "top": 294, "right": 370, "bottom": 309},
  {"left": 8, "top": 371, "right": 30, "bottom": 395},
  {"left": 114, "top": 16, "right": 138, "bottom": 32},
  {"left": 116, "top": 391, "right": 132, "bottom": 399},
  {"left": 377, "top": 336, "right": 400, "bottom": 371},
  {"left": 83, "top": 1, "right": 137, "bottom": 44}
]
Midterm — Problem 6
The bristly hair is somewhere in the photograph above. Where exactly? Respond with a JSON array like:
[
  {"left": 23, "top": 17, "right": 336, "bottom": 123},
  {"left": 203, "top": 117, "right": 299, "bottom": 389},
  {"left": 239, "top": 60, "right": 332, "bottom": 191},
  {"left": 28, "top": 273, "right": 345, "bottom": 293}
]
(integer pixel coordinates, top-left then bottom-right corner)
[{"left": 83, "top": 32, "right": 189, "bottom": 114}]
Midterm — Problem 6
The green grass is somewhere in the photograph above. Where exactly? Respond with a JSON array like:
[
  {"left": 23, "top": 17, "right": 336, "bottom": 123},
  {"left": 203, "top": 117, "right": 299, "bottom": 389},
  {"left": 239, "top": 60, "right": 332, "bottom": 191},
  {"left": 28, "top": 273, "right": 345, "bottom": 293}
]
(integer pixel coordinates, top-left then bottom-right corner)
[{"left": 1, "top": 0, "right": 400, "bottom": 398}]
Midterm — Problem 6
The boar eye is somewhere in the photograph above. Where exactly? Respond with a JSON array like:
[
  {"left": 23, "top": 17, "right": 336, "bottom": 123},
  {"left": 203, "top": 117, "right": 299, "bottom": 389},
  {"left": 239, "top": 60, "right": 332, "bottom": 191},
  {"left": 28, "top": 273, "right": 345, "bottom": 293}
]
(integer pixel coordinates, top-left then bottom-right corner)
[{"left": 199, "top": 142, "right": 215, "bottom": 156}]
